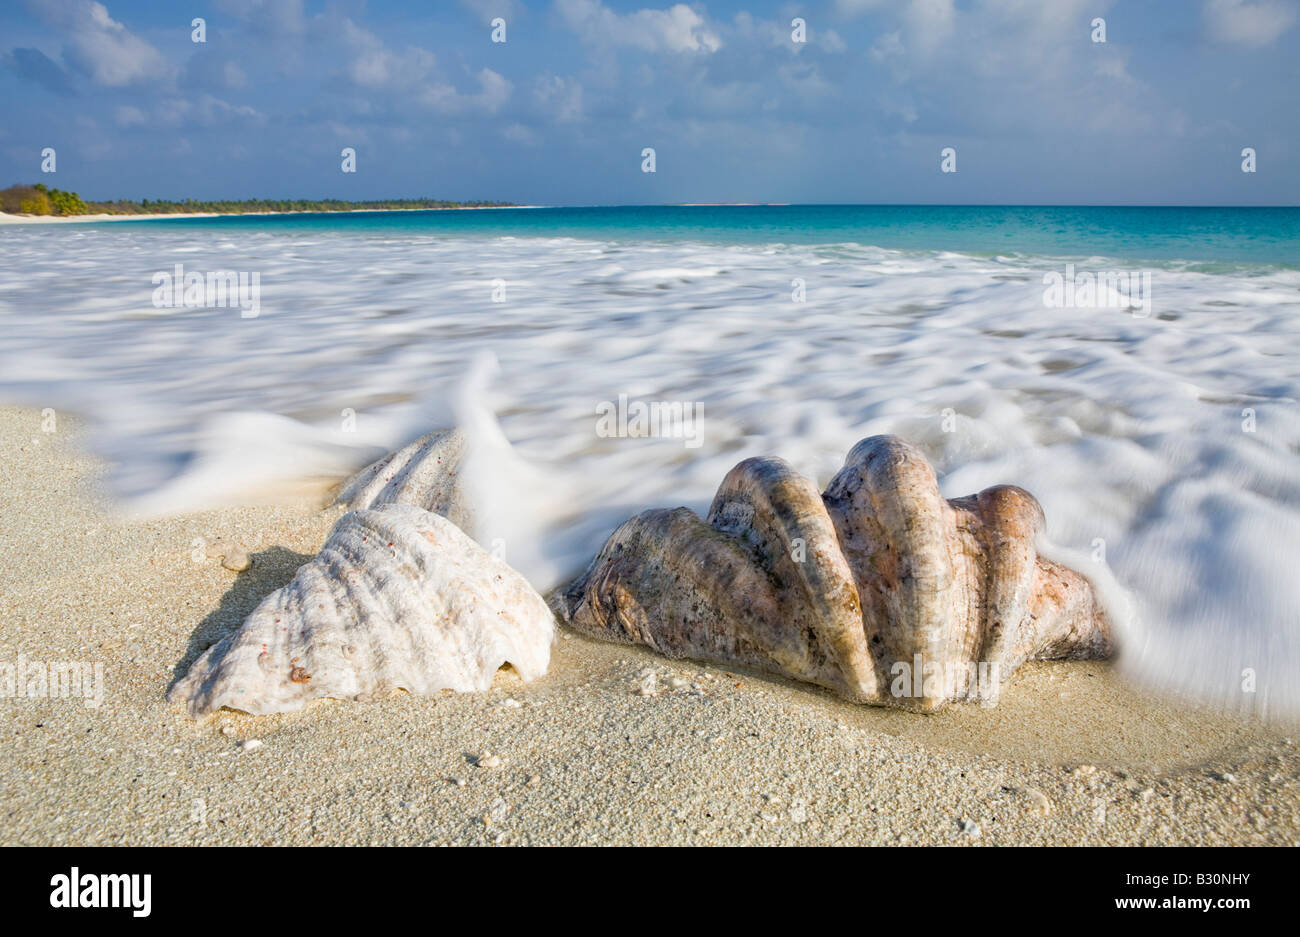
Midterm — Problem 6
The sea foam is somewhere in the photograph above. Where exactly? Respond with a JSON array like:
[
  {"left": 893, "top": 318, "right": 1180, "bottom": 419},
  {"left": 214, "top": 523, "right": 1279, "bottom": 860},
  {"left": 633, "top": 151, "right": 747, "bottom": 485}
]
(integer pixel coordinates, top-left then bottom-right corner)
[{"left": 1, "top": 224, "right": 1297, "bottom": 716}]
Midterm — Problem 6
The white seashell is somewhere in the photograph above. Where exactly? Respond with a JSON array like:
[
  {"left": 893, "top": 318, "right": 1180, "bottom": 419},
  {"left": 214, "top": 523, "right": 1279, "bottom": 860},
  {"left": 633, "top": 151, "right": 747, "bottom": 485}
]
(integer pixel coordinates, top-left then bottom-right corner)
[
  {"left": 336, "top": 430, "right": 469, "bottom": 531},
  {"left": 170, "top": 503, "right": 554, "bottom": 717}
]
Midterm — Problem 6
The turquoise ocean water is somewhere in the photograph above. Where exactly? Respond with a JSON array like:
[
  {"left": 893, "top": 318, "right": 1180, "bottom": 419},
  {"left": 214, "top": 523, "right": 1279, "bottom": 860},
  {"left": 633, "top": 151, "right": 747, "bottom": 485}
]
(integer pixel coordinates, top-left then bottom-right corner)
[{"left": 97, "top": 204, "right": 1300, "bottom": 267}]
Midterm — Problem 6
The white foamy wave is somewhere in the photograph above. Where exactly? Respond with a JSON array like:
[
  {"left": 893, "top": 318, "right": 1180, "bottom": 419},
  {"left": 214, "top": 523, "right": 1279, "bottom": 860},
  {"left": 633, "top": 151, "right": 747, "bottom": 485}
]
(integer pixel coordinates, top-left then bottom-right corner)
[{"left": 1, "top": 225, "right": 1297, "bottom": 716}]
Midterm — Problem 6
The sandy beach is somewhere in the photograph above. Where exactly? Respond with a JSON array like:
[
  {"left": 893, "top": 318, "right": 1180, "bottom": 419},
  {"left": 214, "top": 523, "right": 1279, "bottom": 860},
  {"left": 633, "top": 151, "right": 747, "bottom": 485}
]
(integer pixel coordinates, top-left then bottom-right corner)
[
  {"left": 0, "top": 211, "right": 225, "bottom": 224},
  {"left": 0, "top": 207, "right": 538, "bottom": 225},
  {"left": 0, "top": 404, "right": 1296, "bottom": 846}
]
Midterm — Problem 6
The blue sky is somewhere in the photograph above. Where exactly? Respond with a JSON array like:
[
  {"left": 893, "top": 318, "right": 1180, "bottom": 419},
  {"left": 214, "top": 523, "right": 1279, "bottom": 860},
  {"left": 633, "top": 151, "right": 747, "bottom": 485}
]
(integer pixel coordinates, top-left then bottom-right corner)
[{"left": 1, "top": 0, "right": 1297, "bottom": 205}]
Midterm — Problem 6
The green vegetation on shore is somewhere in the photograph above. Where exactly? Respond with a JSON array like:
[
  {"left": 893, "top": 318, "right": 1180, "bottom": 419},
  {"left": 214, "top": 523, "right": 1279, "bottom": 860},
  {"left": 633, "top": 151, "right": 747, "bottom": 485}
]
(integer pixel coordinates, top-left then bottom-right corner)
[
  {"left": 1, "top": 183, "right": 513, "bottom": 216},
  {"left": 0, "top": 183, "right": 88, "bottom": 216}
]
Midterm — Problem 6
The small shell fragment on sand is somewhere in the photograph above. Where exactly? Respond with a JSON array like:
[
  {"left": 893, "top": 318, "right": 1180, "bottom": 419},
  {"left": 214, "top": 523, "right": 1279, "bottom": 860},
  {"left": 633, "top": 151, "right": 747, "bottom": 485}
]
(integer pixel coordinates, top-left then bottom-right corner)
[
  {"left": 205, "top": 539, "right": 252, "bottom": 572},
  {"left": 170, "top": 503, "right": 555, "bottom": 717},
  {"left": 1023, "top": 786, "right": 1053, "bottom": 816},
  {"left": 634, "top": 671, "right": 658, "bottom": 697}
]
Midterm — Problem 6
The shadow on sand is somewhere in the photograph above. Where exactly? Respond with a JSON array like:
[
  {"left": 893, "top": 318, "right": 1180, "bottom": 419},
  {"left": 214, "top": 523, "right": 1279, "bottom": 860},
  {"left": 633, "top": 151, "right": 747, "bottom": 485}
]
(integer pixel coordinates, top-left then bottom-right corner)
[{"left": 168, "top": 545, "right": 315, "bottom": 692}]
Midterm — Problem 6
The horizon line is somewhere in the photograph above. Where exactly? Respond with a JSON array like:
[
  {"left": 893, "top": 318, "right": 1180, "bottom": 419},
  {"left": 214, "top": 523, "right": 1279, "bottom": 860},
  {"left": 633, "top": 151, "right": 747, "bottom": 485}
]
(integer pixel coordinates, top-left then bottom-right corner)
[{"left": 58, "top": 201, "right": 1300, "bottom": 210}]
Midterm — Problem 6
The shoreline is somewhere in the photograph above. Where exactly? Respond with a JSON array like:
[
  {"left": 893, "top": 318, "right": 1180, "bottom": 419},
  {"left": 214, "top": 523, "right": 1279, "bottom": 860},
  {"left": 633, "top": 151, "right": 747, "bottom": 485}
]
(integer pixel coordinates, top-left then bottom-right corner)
[
  {"left": 2, "top": 403, "right": 1297, "bottom": 845},
  {"left": 0, "top": 205, "right": 541, "bottom": 225}
]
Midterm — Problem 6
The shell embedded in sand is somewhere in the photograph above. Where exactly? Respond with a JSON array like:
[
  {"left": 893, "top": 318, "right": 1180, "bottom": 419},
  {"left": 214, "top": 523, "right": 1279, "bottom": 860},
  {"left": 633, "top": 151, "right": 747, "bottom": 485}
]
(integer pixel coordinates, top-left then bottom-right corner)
[
  {"left": 204, "top": 539, "right": 251, "bottom": 572},
  {"left": 170, "top": 502, "right": 554, "bottom": 716},
  {"left": 336, "top": 429, "right": 469, "bottom": 530},
  {"left": 559, "top": 435, "right": 1113, "bottom": 711}
]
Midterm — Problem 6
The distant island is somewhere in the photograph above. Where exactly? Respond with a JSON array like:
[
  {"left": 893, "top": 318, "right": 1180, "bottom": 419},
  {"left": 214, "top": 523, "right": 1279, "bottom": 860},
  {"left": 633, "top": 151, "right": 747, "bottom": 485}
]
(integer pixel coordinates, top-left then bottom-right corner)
[{"left": 0, "top": 183, "right": 514, "bottom": 216}]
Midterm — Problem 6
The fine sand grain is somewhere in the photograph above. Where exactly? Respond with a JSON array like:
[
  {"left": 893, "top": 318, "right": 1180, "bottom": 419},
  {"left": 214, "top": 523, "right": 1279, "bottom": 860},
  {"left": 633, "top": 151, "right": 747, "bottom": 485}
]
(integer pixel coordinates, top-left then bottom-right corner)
[{"left": 1, "top": 405, "right": 1296, "bottom": 846}]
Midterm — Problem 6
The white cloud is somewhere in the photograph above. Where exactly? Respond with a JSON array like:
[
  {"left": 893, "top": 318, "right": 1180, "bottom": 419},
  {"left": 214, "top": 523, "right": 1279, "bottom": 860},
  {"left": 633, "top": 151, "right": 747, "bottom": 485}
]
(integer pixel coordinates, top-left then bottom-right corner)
[
  {"left": 27, "top": 0, "right": 171, "bottom": 86},
  {"left": 869, "top": 30, "right": 904, "bottom": 63},
  {"left": 501, "top": 122, "right": 539, "bottom": 145},
  {"left": 333, "top": 17, "right": 510, "bottom": 118},
  {"left": 533, "top": 74, "right": 585, "bottom": 122},
  {"left": 862, "top": 0, "right": 1111, "bottom": 76},
  {"left": 476, "top": 68, "right": 512, "bottom": 111},
  {"left": 114, "top": 105, "right": 146, "bottom": 127},
  {"left": 820, "top": 29, "right": 848, "bottom": 53},
  {"left": 336, "top": 19, "right": 437, "bottom": 90},
  {"left": 731, "top": 11, "right": 846, "bottom": 52},
  {"left": 420, "top": 68, "right": 512, "bottom": 115},
  {"left": 557, "top": 0, "right": 722, "bottom": 53},
  {"left": 152, "top": 95, "right": 263, "bottom": 128},
  {"left": 348, "top": 45, "right": 437, "bottom": 90},
  {"left": 904, "top": 0, "right": 955, "bottom": 52},
  {"left": 182, "top": 55, "right": 248, "bottom": 92},
  {"left": 839, "top": 0, "right": 1178, "bottom": 145},
  {"left": 214, "top": 0, "right": 306, "bottom": 35},
  {"left": 1204, "top": 0, "right": 1297, "bottom": 46},
  {"left": 225, "top": 62, "right": 248, "bottom": 89},
  {"left": 832, "top": 0, "right": 886, "bottom": 14},
  {"left": 778, "top": 62, "right": 834, "bottom": 102},
  {"left": 833, "top": 0, "right": 955, "bottom": 56},
  {"left": 1094, "top": 54, "right": 1134, "bottom": 83}
]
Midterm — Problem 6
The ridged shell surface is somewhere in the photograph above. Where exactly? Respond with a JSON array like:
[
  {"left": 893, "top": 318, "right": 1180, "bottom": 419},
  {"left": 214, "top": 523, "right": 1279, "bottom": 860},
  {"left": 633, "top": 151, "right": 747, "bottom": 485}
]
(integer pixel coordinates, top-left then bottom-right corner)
[
  {"left": 560, "top": 435, "right": 1112, "bottom": 712},
  {"left": 336, "top": 429, "right": 469, "bottom": 531},
  {"left": 171, "top": 502, "right": 553, "bottom": 716}
]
